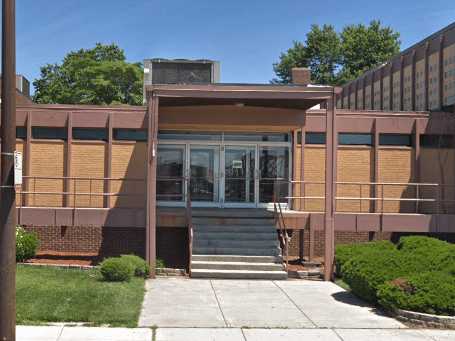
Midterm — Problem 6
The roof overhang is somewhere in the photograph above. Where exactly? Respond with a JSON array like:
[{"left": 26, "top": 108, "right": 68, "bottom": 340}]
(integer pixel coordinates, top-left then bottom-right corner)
[{"left": 146, "top": 83, "right": 334, "bottom": 111}]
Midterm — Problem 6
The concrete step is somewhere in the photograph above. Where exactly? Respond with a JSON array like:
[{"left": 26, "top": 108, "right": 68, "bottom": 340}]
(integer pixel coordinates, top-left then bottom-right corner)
[
  {"left": 194, "top": 231, "right": 277, "bottom": 241},
  {"left": 193, "top": 239, "right": 279, "bottom": 249},
  {"left": 193, "top": 247, "right": 281, "bottom": 256},
  {"left": 191, "top": 269, "right": 288, "bottom": 280},
  {"left": 192, "top": 217, "right": 275, "bottom": 226},
  {"left": 191, "top": 260, "right": 284, "bottom": 271},
  {"left": 192, "top": 254, "right": 282, "bottom": 263},
  {"left": 194, "top": 224, "right": 276, "bottom": 233}
]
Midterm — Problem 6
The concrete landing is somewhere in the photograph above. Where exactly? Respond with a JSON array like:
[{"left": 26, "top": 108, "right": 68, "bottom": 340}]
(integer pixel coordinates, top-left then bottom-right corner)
[{"left": 139, "top": 278, "right": 403, "bottom": 329}]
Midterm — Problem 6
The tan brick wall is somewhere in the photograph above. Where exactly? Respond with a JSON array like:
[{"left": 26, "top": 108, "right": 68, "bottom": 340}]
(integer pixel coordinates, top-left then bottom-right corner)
[
  {"left": 302, "top": 146, "right": 325, "bottom": 211},
  {"left": 337, "top": 147, "right": 373, "bottom": 212},
  {"left": 70, "top": 142, "right": 106, "bottom": 208},
  {"left": 111, "top": 142, "right": 147, "bottom": 208},
  {"left": 30, "top": 141, "right": 66, "bottom": 207},
  {"left": 378, "top": 148, "right": 415, "bottom": 213}
]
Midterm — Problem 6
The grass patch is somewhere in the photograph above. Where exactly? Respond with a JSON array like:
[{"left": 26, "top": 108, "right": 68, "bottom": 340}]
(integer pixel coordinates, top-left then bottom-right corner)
[
  {"left": 16, "top": 265, "right": 145, "bottom": 327},
  {"left": 335, "top": 278, "right": 351, "bottom": 291}
]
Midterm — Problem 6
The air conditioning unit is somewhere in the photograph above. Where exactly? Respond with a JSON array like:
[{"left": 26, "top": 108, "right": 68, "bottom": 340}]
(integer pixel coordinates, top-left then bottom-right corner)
[{"left": 143, "top": 58, "right": 220, "bottom": 87}]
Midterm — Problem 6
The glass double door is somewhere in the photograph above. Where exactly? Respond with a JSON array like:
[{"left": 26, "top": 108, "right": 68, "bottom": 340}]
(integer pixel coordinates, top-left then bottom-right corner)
[{"left": 157, "top": 144, "right": 289, "bottom": 207}]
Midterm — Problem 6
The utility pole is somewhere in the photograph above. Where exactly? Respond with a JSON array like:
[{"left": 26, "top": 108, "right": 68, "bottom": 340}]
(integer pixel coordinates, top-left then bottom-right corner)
[{"left": 0, "top": 0, "right": 17, "bottom": 340}]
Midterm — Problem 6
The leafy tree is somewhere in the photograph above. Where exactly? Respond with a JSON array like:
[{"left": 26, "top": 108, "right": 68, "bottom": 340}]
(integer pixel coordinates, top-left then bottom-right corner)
[
  {"left": 305, "top": 24, "right": 342, "bottom": 85},
  {"left": 272, "top": 41, "right": 307, "bottom": 84},
  {"left": 272, "top": 21, "right": 400, "bottom": 86},
  {"left": 339, "top": 20, "right": 401, "bottom": 82},
  {"left": 33, "top": 43, "right": 143, "bottom": 105}
]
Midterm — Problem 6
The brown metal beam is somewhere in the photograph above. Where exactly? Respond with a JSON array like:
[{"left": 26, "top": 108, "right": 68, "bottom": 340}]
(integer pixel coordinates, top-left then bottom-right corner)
[
  {"left": 0, "top": 0, "right": 16, "bottom": 339},
  {"left": 324, "top": 93, "right": 337, "bottom": 281},
  {"left": 146, "top": 94, "right": 158, "bottom": 277}
]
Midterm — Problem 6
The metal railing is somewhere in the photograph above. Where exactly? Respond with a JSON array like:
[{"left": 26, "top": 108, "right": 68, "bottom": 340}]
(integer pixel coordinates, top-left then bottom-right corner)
[
  {"left": 283, "top": 180, "right": 455, "bottom": 214},
  {"left": 273, "top": 181, "right": 290, "bottom": 274},
  {"left": 185, "top": 179, "right": 194, "bottom": 276},
  {"left": 17, "top": 176, "right": 146, "bottom": 208}
]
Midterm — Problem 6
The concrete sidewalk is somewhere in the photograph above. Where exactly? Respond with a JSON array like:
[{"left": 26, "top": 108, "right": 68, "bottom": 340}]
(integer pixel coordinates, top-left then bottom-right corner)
[
  {"left": 139, "top": 278, "right": 403, "bottom": 328},
  {"left": 17, "top": 326, "right": 455, "bottom": 341}
]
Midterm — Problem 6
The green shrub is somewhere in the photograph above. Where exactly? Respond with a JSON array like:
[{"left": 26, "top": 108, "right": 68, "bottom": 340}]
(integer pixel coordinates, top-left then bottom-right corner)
[
  {"left": 156, "top": 258, "right": 165, "bottom": 269},
  {"left": 342, "top": 248, "right": 404, "bottom": 303},
  {"left": 397, "top": 236, "right": 450, "bottom": 254},
  {"left": 16, "top": 226, "right": 39, "bottom": 262},
  {"left": 335, "top": 240, "right": 395, "bottom": 276},
  {"left": 378, "top": 272, "right": 455, "bottom": 316},
  {"left": 120, "top": 254, "right": 150, "bottom": 278},
  {"left": 100, "top": 257, "right": 134, "bottom": 282}
]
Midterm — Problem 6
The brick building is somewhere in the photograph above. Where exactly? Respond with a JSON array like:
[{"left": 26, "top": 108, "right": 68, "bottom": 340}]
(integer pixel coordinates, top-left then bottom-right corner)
[{"left": 6, "top": 24, "right": 455, "bottom": 280}]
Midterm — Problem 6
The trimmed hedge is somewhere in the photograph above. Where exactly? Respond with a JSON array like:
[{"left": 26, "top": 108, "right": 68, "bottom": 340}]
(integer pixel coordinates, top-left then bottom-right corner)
[
  {"left": 100, "top": 257, "right": 134, "bottom": 282},
  {"left": 120, "top": 255, "right": 150, "bottom": 278},
  {"left": 335, "top": 240, "right": 394, "bottom": 276},
  {"left": 16, "top": 226, "right": 39, "bottom": 262},
  {"left": 378, "top": 272, "right": 455, "bottom": 316},
  {"left": 336, "top": 236, "right": 455, "bottom": 315}
]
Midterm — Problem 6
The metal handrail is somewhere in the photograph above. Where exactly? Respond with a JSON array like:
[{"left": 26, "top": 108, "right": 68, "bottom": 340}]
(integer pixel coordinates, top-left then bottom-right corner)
[
  {"left": 185, "top": 178, "right": 194, "bottom": 277},
  {"left": 273, "top": 181, "right": 289, "bottom": 275}
]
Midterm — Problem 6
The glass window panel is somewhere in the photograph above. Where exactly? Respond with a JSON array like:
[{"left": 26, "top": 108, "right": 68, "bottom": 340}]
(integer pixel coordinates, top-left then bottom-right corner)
[
  {"left": 190, "top": 147, "right": 219, "bottom": 202},
  {"left": 339, "top": 133, "right": 373, "bottom": 146},
  {"left": 32, "top": 127, "right": 67, "bottom": 140},
  {"left": 259, "top": 146, "right": 289, "bottom": 203},
  {"left": 73, "top": 128, "right": 107, "bottom": 141},
  {"left": 379, "top": 134, "right": 412, "bottom": 146},
  {"left": 16, "top": 127, "right": 26, "bottom": 139},
  {"left": 224, "top": 147, "right": 255, "bottom": 203},
  {"left": 157, "top": 146, "right": 185, "bottom": 201},
  {"left": 305, "top": 132, "right": 326, "bottom": 145},
  {"left": 114, "top": 129, "right": 147, "bottom": 141}
]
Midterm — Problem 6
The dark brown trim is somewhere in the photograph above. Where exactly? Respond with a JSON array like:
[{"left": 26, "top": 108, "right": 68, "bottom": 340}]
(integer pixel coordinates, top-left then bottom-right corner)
[
  {"left": 439, "top": 35, "right": 445, "bottom": 108},
  {"left": 324, "top": 94, "right": 336, "bottom": 281},
  {"left": 411, "top": 51, "right": 417, "bottom": 111},
  {"left": 424, "top": 42, "right": 430, "bottom": 111},
  {"left": 22, "top": 111, "right": 32, "bottom": 207},
  {"left": 400, "top": 56, "right": 405, "bottom": 111},
  {"left": 64, "top": 112, "right": 72, "bottom": 207},
  {"left": 104, "top": 114, "right": 113, "bottom": 208}
]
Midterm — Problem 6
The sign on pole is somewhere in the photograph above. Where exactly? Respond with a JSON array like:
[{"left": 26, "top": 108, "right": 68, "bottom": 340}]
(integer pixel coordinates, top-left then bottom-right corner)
[{"left": 14, "top": 151, "right": 22, "bottom": 185}]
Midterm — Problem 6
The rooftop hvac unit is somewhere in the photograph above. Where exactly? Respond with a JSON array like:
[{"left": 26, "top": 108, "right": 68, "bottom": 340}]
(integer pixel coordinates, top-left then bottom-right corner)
[{"left": 143, "top": 58, "right": 220, "bottom": 86}]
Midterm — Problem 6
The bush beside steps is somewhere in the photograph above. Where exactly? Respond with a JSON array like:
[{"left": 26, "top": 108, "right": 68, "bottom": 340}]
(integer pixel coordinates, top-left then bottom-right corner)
[
  {"left": 100, "top": 255, "right": 151, "bottom": 282},
  {"left": 336, "top": 236, "right": 455, "bottom": 317}
]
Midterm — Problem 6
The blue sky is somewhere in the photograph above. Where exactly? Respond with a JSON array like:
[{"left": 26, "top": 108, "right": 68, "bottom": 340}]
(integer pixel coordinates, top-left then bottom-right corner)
[{"left": 8, "top": 0, "right": 455, "bottom": 90}]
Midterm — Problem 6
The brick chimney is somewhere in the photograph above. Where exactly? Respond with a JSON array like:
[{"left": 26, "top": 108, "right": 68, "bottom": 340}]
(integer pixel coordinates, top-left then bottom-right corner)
[{"left": 291, "top": 67, "right": 311, "bottom": 85}]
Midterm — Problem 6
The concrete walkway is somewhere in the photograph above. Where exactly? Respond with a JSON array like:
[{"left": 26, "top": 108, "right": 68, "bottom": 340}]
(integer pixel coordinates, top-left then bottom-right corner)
[
  {"left": 139, "top": 278, "right": 403, "bottom": 328},
  {"left": 16, "top": 278, "right": 455, "bottom": 340},
  {"left": 17, "top": 326, "right": 455, "bottom": 341}
]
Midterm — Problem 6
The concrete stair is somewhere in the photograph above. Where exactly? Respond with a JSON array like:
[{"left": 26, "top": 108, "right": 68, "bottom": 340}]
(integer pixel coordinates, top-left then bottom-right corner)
[{"left": 190, "top": 209, "right": 287, "bottom": 280}]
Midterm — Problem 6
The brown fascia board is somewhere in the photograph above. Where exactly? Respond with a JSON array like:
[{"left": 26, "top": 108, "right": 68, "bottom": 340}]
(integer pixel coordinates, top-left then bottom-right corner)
[
  {"left": 17, "top": 103, "right": 146, "bottom": 112},
  {"left": 146, "top": 83, "right": 334, "bottom": 101}
]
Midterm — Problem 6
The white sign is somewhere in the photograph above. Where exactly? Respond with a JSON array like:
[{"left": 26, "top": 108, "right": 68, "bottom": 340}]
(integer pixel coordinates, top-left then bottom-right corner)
[
  {"left": 232, "top": 160, "right": 243, "bottom": 169},
  {"left": 14, "top": 151, "right": 23, "bottom": 185}
]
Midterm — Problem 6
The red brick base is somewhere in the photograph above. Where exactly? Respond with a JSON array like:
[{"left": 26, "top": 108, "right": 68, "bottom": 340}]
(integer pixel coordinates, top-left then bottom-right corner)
[
  {"left": 24, "top": 226, "right": 188, "bottom": 269},
  {"left": 288, "top": 230, "right": 455, "bottom": 258},
  {"left": 25, "top": 226, "right": 454, "bottom": 268}
]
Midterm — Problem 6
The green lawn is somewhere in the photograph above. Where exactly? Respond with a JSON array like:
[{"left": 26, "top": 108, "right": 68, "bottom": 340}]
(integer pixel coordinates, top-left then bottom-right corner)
[{"left": 16, "top": 265, "right": 145, "bottom": 327}]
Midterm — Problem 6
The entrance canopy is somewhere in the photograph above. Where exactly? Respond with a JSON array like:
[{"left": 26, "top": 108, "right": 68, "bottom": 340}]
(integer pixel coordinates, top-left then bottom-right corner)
[
  {"left": 144, "top": 83, "right": 337, "bottom": 281},
  {"left": 146, "top": 83, "right": 335, "bottom": 131}
]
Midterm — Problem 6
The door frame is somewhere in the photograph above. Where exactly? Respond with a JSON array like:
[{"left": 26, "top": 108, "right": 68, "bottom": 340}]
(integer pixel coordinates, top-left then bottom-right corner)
[{"left": 157, "top": 136, "right": 292, "bottom": 208}]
